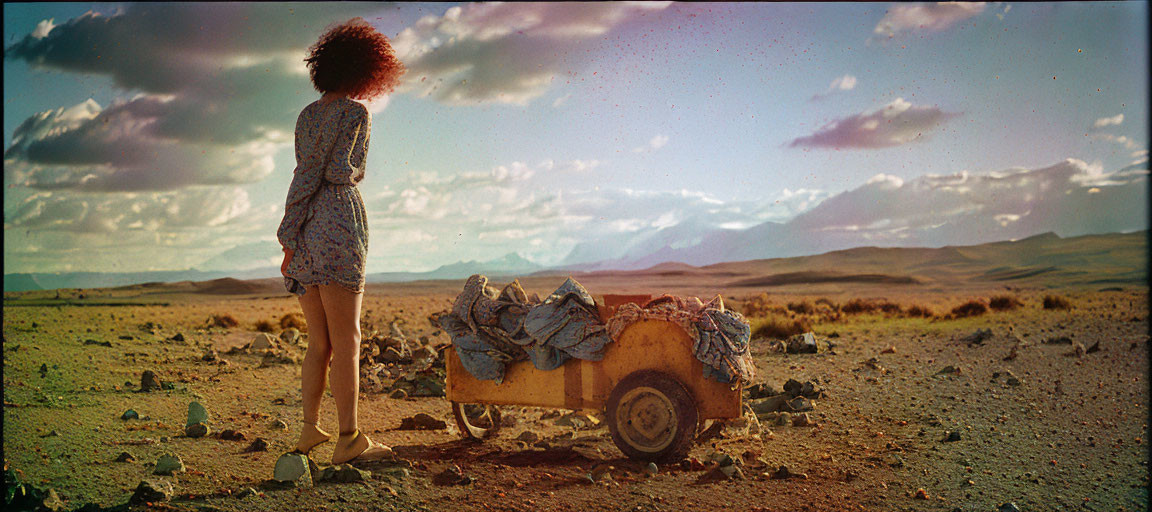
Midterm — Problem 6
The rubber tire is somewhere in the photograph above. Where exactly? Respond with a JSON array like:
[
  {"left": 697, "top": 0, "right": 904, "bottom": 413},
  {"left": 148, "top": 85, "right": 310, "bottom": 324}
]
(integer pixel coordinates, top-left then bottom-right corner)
[
  {"left": 605, "top": 370, "right": 698, "bottom": 462},
  {"left": 451, "top": 402, "right": 502, "bottom": 440}
]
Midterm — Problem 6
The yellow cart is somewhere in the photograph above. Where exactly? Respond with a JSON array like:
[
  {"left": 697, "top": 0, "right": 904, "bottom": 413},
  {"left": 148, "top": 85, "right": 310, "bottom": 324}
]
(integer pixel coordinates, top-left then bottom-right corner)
[{"left": 446, "top": 294, "right": 744, "bottom": 462}]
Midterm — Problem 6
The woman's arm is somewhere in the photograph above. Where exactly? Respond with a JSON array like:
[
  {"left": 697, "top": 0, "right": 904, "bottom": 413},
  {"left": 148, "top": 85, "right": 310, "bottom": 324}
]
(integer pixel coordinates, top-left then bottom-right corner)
[
  {"left": 277, "top": 112, "right": 322, "bottom": 252},
  {"left": 323, "top": 104, "right": 370, "bottom": 184}
]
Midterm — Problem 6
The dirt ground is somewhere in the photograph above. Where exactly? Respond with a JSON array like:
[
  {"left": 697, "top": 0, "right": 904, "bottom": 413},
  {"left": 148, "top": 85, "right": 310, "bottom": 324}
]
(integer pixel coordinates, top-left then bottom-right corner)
[{"left": 2, "top": 281, "right": 1149, "bottom": 512}]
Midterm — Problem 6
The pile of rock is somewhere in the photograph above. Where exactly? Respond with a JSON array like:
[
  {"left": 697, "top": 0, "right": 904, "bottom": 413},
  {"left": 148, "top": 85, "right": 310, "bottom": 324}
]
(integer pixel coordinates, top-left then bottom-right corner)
[
  {"left": 744, "top": 378, "right": 823, "bottom": 427},
  {"left": 765, "top": 332, "right": 835, "bottom": 354},
  {"left": 224, "top": 331, "right": 304, "bottom": 367},
  {"left": 359, "top": 323, "right": 448, "bottom": 398}
]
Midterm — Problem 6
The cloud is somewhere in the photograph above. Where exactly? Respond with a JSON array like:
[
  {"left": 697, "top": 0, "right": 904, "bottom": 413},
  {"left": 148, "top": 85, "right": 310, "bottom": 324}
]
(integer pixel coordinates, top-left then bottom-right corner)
[
  {"left": 788, "top": 98, "right": 960, "bottom": 149},
  {"left": 1092, "top": 114, "right": 1124, "bottom": 129},
  {"left": 632, "top": 134, "right": 669, "bottom": 153},
  {"left": 391, "top": 2, "right": 672, "bottom": 105},
  {"left": 5, "top": 187, "right": 252, "bottom": 233},
  {"left": 788, "top": 158, "right": 1148, "bottom": 245},
  {"left": 810, "top": 74, "right": 857, "bottom": 101},
  {"left": 872, "top": 2, "right": 986, "bottom": 40},
  {"left": 1090, "top": 133, "right": 1141, "bottom": 151}
]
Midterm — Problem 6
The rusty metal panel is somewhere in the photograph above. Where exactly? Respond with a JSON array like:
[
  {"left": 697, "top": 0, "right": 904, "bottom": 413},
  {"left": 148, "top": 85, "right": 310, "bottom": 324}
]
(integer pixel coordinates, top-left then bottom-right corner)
[{"left": 446, "top": 318, "right": 742, "bottom": 419}]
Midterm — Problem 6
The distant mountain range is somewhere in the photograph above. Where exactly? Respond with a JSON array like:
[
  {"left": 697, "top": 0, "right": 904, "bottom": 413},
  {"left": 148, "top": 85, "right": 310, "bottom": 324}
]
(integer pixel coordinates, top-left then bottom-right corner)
[
  {"left": 2, "top": 252, "right": 545, "bottom": 292},
  {"left": 7, "top": 230, "right": 1145, "bottom": 298}
]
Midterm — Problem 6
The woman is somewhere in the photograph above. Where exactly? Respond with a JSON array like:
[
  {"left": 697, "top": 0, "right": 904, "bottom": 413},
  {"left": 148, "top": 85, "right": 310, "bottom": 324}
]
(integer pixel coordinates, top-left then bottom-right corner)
[{"left": 277, "top": 17, "right": 405, "bottom": 465}]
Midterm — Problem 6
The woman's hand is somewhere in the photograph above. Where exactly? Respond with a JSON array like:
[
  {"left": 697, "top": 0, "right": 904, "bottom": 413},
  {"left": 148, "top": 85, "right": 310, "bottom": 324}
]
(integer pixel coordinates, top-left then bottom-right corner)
[{"left": 281, "top": 247, "right": 294, "bottom": 276}]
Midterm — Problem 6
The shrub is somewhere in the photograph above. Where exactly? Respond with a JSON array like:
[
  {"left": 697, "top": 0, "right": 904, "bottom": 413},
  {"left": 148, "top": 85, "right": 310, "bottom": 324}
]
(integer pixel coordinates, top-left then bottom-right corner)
[
  {"left": 878, "top": 302, "right": 903, "bottom": 315},
  {"left": 741, "top": 293, "right": 788, "bottom": 318},
  {"left": 280, "top": 312, "right": 307, "bottom": 331},
  {"left": 254, "top": 319, "right": 276, "bottom": 333},
  {"left": 750, "top": 313, "right": 812, "bottom": 340},
  {"left": 209, "top": 314, "right": 239, "bottom": 328},
  {"left": 905, "top": 305, "right": 935, "bottom": 318},
  {"left": 989, "top": 295, "right": 1023, "bottom": 311},
  {"left": 814, "top": 297, "right": 838, "bottom": 310},
  {"left": 950, "top": 300, "right": 987, "bottom": 318},
  {"left": 841, "top": 299, "right": 878, "bottom": 315},
  {"left": 786, "top": 300, "right": 814, "bottom": 315},
  {"left": 1042, "top": 295, "right": 1072, "bottom": 310}
]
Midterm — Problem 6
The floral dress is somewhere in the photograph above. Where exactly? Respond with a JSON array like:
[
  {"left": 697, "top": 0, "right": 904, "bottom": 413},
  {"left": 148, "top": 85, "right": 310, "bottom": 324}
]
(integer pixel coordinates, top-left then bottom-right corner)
[{"left": 277, "top": 97, "right": 371, "bottom": 296}]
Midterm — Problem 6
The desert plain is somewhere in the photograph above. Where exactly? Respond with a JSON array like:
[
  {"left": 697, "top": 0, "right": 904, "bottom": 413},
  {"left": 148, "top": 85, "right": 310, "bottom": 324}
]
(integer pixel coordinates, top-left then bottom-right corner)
[{"left": 3, "top": 232, "right": 1149, "bottom": 511}]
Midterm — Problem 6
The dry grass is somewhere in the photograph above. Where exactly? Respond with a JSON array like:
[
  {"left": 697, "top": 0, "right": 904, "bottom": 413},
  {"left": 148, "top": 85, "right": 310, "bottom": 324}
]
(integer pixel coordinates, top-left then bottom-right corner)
[
  {"left": 989, "top": 295, "right": 1024, "bottom": 311},
  {"left": 280, "top": 312, "right": 307, "bottom": 331},
  {"left": 950, "top": 300, "right": 988, "bottom": 318},
  {"left": 208, "top": 314, "right": 239, "bottom": 328},
  {"left": 905, "top": 305, "right": 935, "bottom": 318},
  {"left": 254, "top": 319, "right": 277, "bottom": 333},
  {"left": 750, "top": 313, "right": 812, "bottom": 340},
  {"left": 786, "top": 300, "right": 815, "bottom": 315},
  {"left": 1043, "top": 295, "right": 1072, "bottom": 310}
]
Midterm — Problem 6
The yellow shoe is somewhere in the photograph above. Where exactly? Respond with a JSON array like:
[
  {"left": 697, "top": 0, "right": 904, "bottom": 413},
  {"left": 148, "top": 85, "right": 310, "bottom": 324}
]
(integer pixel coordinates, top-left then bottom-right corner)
[{"left": 331, "top": 429, "right": 394, "bottom": 465}]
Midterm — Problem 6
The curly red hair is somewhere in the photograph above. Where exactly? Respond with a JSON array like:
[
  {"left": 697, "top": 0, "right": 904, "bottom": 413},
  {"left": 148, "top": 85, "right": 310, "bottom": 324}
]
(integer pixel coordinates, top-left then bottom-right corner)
[{"left": 305, "top": 17, "right": 406, "bottom": 100}]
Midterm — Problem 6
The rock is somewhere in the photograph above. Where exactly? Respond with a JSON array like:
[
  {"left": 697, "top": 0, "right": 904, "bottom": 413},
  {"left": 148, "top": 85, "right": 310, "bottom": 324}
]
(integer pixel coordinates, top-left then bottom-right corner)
[
  {"left": 273, "top": 453, "right": 313, "bottom": 487},
  {"left": 1043, "top": 336, "right": 1072, "bottom": 345},
  {"left": 914, "top": 488, "right": 929, "bottom": 499},
  {"left": 218, "top": 429, "right": 247, "bottom": 441},
  {"left": 517, "top": 431, "right": 540, "bottom": 444},
  {"left": 1006, "top": 373, "right": 1022, "bottom": 387},
  {"left": 961, "top": 328, "right": 993, "bottom": 345},
  {"left": 250, "top": 333, "right": 278, "bottom": 350},
  {"left": 643, "top": 462, "right": 658, "bottom": 476},
  {"left": 398, "top": 413, "right": 447, "bottom": 430},
  {"left": 280, "top": 328, "right": 301, "bottom": 345},
  {"left": 153, "top": 454, "right": 185, "bottom": 475},
  {"left": 331, "top": 464, "right": 371, "bottom": 483},
  {"left": 202, "top": 349, "right": 218, "bottom": 362},
  {"left": 170, "top": 333, "right": 185, "bottom": 342},
  {"left": 186, "top": 401, "right": 209, "bottom": 426},
  {"left": 388, "top": 388, "right": 408, "bottom": 399},
  {"left": 236, "top": 487, "right": 258, "bottom": 498},
  {"left": 770, "top": 465, "right": 806, "bottom": 480},
  {"left": 129, "top": 479, "right": 174, "bottom": 504},
  {"left": 786, "top": 396, "right": 814, "bottom": 412},
  {"left": 743, "top": 383, "right": 778, "bottom": 399},
  {"left": 432, "top": 465, "right": 473, "bottom": 486},
  {"left": 880, "top": 346, "right": 896, "bottom": 354},
  {"left": 84, "top": 339, "right": 112, "bottom": 347},
  {"left": 555, "top": 412, "right": 600, "bottom": 429},
  {"left": 140, "top": 370, "right": 163, "bottom": 391},
  {"left": 270, "top": 418, "right": 289, "bottom": 430},
  {"left": 121, "top": 409, "right": 140, "bottom": 420},
  {"left": 115, "top": 451, "right": 135, "bottom": 462},
  {"left": 935, "top": 365, "right": 960, "bottom": 375},
  {"left": 1086, "top": 341, "right": 1100, "bottom": 354},
  {"left": 245, "top": 438, "right": 269, "bottom": 452},
  {"left": 1003, "top": 345, "right": 1019, "bottom": 361},
  {"left": 792, "top": 413, "right": 812, "bottom": 427},
  {"left": 998, "top": 503, "right": 1021, "bottom": 512},
  {"left": 943, "top": 431, "right": 962, "bottom": 442},
  {"left": 750, "top": 395, "right": 790, "bottom": 415},
  {"left": 775, "top": 412, "right": 792, "bottom": 426},
  {"left": 185, "top": 422, "right": 210, "bottom": 438},
  {"left": 1066, "top": 343, "right": 1086, "bottom": 357}
]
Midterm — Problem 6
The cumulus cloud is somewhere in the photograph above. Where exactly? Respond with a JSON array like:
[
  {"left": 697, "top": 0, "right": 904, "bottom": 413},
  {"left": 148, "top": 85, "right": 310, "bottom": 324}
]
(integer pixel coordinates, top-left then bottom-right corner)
[
  {"left": 788, "top": 98, "right": 960, "bottom": 149},
  {"left": 810, "top": 74, "right": 857, "bottom": 101},
  {"left": 1092, "top": 113, "right": 1124, "bottom": 129},
  {"left": 391, "top": 2, "right": 671, "bottom": 105},
  {"left": 872, "top": 2, "right": 986, "bottom": 40}
]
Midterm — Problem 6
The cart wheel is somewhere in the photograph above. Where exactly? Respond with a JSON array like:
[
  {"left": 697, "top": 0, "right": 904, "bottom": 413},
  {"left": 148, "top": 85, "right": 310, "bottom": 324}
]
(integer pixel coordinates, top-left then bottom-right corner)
[
  {"left": 451, "top": 401, "right": 502, "bottom": 440},
  {"left": 606, "top": 370, "right": 698, "bottom": 462}
]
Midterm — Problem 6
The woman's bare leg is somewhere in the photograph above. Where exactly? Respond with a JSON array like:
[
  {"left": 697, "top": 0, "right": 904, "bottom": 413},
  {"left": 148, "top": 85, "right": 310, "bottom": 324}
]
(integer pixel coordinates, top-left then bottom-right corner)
[
  {"left": 296, "top": 285, "right": 333, "bottom": 452},
  {"left": 318, "top": 283, "right": 363, "bottom": 436}
]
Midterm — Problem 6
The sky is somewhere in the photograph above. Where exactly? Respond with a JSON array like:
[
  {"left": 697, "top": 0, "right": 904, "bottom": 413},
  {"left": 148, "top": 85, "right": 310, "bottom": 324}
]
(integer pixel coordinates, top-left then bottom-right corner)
[{"left": 3, "top": 2, "right": 1148, "bottom": 275}]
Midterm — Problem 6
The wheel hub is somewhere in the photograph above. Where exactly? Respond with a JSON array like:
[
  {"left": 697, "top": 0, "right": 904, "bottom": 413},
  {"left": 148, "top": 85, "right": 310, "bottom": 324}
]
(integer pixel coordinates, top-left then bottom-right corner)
[{"left": 617, "top": 386, "right": 677, "bottom": 452}]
